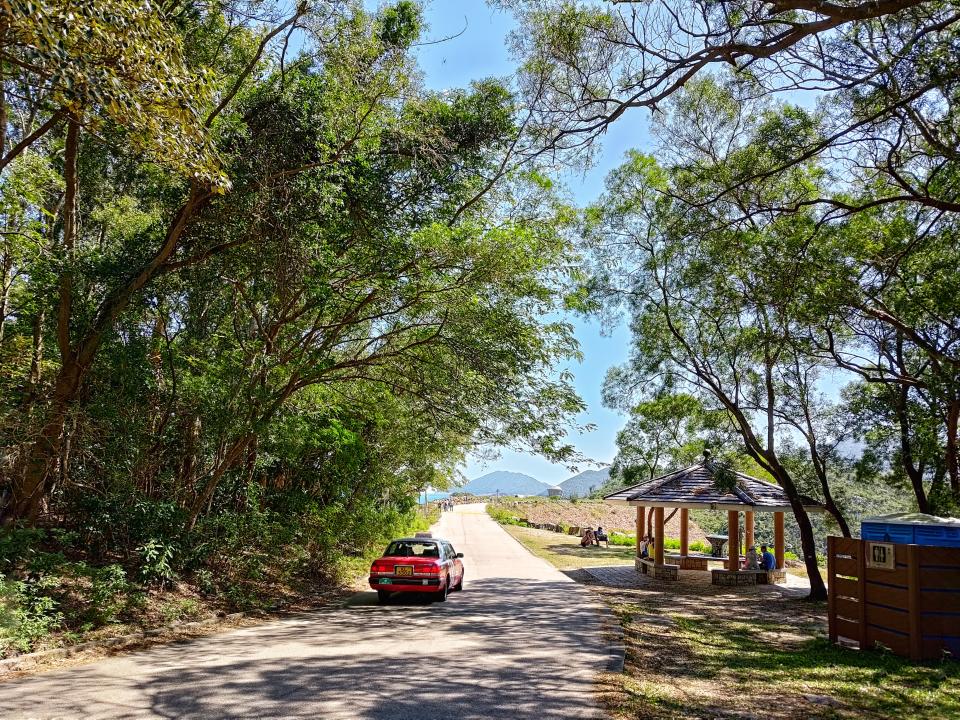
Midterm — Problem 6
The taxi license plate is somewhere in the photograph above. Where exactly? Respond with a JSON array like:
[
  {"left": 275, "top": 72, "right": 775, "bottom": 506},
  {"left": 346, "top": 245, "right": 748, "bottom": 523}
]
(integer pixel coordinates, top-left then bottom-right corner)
[
  {"left": 378, "top": 578, "right": 392, "bottom": 585},
  {"left": 395, "top": 565, "right": 413, "bottom": 577}
]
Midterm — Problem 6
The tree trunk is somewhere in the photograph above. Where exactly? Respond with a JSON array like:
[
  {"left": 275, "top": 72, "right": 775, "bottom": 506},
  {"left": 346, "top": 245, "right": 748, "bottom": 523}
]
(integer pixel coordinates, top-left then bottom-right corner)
[
  {"left": 0, "top": 119, "right": 81, "bottom": 527},
  {"left": 2, "top": 359, "right": 83, "bottom": 525},
  {"left": 727, "top": 394, "right": 828, "bottom": 601},
  {"left": 823, "top": 493, "right": 851, "bottom": 538},
  {"left": 185, "top": 434, "right": 255, "bottom": 532},
  {"left": 22, "top": 308, "right": 44, "bottom": 411},
  {"left": 894, "top": 384, "right": 929, "bottom": 513},
  {"left": 0, "top": 253, "right": 12, "bottom": 345},
  {"left": 757, "top": 450, "right": 828, "bottom": 601},
  {"left": 810, "top": 446, "right": 851, "bottom": 537}
]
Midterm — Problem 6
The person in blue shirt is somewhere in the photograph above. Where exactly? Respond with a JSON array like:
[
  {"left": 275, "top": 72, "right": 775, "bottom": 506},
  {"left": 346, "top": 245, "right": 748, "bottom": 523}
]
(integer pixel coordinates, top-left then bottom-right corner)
[{"left": 760, "top": 545, "right": 777, "bottom": 570}]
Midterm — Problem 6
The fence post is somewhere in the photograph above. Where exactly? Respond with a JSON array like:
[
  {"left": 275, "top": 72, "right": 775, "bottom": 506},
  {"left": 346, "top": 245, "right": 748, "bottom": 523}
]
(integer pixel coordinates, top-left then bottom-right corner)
[
  {"left": 908, "top": 544, "right": 922, "bottom": 661},
  {"left": 827, "top": 536, "right": 837, "bottom": 644},
  {"left": 857, "top": 538, "right": 867, "bottom": 650}
]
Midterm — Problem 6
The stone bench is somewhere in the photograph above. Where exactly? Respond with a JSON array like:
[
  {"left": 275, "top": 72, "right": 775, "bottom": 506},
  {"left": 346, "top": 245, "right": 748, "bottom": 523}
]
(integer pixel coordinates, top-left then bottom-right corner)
[
  {"left": 664, "top": 553, "right": 710, "bottom": 571},
  {"left": 636, "top": 557, "right": 679, "bottom": 580}
]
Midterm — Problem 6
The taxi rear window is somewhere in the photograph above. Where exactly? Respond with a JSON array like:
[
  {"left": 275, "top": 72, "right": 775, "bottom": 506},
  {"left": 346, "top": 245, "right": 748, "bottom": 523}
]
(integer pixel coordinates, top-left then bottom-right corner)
[{"left": 384, "top": 541, "right": 439, "bottom": 557}]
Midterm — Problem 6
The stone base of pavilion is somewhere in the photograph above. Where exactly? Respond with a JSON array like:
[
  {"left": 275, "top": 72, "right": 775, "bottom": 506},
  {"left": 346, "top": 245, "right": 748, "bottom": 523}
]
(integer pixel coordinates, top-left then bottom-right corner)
[
  {"left": 635, "top": 557, "right": 679, "bottom": 580},
  {"left": 711, "top": 568, "right": 788, "bottom": 586}
]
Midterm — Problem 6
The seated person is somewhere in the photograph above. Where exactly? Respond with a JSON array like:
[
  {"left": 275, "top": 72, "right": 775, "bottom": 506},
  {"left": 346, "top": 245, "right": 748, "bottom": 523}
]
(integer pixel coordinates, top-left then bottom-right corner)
[
  {"left": 760, "top": 544, "right": 777, "bottom": 570},
  {"left": 595, "top": 526, "right": 608, "bottom": 547},
  {"left": 745, "top": 545, "right": 759, "bottom": 570},
  {"left": 639, "top": 536, "right": 650, "bottom": 558},
  {"left": 581, "top": 527, "right": 596, "bottom": 547}
]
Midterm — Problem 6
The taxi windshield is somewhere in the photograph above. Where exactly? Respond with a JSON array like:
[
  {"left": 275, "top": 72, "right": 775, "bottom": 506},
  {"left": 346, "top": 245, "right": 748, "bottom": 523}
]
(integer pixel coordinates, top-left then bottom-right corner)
[{"left": 384, "top": 541, "right": 439, "bottom": 557}]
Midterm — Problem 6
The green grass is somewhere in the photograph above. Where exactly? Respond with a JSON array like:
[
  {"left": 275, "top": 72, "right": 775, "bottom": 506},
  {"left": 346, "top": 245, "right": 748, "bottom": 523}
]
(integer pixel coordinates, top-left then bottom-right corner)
[
  {"left": 658, "top": 615, "right": 960, "bottom": 719},
  {"left": 501, "top": 525, "right": 636, "bottom": 570}
]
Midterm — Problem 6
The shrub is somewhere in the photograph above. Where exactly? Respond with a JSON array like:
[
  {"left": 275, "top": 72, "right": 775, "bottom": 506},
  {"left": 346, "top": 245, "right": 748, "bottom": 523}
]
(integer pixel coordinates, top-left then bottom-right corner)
[
  {"left": 137, "top": 539, "right": 177, "bottom": 586},
  {"left": 86, "top": 563, "right": 134, "bottom": 625},
  {"left": 0, "top": 527, "right": 47, "bottom": 574},
  {"left": 0, "top": 577, "right": 63, "bottom": 654},
  {"left": 486, "top": 507, "right": 521, "bottom": 525}
]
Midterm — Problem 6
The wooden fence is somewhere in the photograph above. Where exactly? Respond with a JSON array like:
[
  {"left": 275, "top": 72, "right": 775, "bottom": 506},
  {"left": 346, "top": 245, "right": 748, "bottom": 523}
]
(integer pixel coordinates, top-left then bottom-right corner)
[{"left": 827, "top": 536, "right": 960, "bottom": 660}]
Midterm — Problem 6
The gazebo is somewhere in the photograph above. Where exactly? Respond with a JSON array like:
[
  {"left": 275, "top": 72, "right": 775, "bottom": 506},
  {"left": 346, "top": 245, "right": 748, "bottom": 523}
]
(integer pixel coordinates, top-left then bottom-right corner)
[{"left": 604, "top": 451, "right": 822, "bottom": 585}]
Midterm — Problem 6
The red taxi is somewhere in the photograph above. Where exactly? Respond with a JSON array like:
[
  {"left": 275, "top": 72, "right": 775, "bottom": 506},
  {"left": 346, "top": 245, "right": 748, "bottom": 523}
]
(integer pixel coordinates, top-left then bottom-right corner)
[{"left": 369, "top": 535, "right": 464, "bottom": 603}]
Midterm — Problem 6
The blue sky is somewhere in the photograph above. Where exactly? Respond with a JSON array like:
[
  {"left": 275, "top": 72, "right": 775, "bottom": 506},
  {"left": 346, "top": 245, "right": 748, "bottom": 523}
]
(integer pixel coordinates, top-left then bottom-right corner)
[{"left": 409, "top": 1, "right": 652, "bottom": 485}]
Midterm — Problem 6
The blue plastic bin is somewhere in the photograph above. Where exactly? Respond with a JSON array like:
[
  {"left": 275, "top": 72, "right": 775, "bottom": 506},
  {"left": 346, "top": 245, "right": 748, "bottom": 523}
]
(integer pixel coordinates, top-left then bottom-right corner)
[
  {"left": 861, "top": 521, "right": 915, "bottom": 544},
  {"left": 861, "top": 513, "right": 960, "bottom": 547}
]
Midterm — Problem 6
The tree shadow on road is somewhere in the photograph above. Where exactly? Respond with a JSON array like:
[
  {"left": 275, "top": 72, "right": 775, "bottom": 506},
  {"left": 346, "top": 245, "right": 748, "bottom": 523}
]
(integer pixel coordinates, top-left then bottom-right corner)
[{"left": 4, "top": 579, "right": 610, "bottom": 720}]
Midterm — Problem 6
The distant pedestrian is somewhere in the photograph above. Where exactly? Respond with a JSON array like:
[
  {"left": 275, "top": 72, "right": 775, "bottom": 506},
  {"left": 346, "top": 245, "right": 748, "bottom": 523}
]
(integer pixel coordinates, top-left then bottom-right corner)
[
  {"left": 595, "top": 526, "right": 608, "bottom": 547},
  {"left": 760, "top": 545, "right": 777, "bottom": 570},
  {"left": 581, "top": 527, "right": 596, "bottom": 547}
]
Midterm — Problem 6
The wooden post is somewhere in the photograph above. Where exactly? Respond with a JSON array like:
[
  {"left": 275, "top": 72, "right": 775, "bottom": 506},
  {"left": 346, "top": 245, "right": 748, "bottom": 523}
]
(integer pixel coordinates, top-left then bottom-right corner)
[
  {"left": 655, "top": 507, "right": 665, "bottom": 565},
  {"left": 857, "top": 538, "right": 867, "bottom": 650},
  {"left": 908, "top": 543, "right": 921, "bottom": 660},
  {"left": 680, "top": 508, "right": 689, "bottom": 556},
  {"left": 745, "top": 511, "right": 755, "bottom": 552},
  {"left": 636, "top": 505, "right": 645, "bottom": 558},
  {"left": 827, "top": 536, "right": 837, "bottom": 643},
  {"left": 727, "top": 510, "right": 739, "bottom": 571},
  {"left": 774, "top": 511, "right": 785, "bottom": 569}
]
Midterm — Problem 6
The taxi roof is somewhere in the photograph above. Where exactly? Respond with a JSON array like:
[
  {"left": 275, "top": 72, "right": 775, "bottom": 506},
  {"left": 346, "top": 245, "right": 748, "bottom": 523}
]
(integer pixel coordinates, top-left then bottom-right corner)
[{"left": 388, "top": 537, "right": 449, "bottom": 544}]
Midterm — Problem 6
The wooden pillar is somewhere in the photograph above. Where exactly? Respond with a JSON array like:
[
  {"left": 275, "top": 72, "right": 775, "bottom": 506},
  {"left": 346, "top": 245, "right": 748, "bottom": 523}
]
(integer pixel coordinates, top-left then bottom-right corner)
[
  {"left": 635, "top": 505, "right": 645, "bottom": 557},
  {"left": 745, "top": 511, "right": 755, "bottom": 552},
  {"left": 727, "top": 510, "right": 739, "bottom": 571},
  {"left": 679, "top": 508, "right": 689, "bottom": 556},
  {"left": 680, "top": 508, "right": 689, "bottom": 556},
  {"left": 774, "top": 511, "right": 785, "bottom": 569},
  {"left": 654, "top": 507, "right": 665, "bottom": 565}
]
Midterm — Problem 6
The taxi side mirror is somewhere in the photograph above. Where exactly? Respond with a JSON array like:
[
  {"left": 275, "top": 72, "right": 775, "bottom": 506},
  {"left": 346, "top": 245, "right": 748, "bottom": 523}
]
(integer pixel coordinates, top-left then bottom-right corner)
[{"left": 456, "top": 553, "right": 464, "bottom": 558}]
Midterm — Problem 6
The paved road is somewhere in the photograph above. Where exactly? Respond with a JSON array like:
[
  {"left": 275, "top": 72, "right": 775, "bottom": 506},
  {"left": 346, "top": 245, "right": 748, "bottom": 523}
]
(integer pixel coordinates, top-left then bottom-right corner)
[{"left": 3, "top": 503, "right": 610, "bottom": 719}]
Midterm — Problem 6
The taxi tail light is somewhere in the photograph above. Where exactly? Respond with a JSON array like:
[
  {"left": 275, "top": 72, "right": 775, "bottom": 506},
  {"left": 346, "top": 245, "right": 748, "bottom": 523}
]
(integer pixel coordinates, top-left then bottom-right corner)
[
  {"left": 371, "top": 562, "right": 390, "bottom": 573},
  {"left": 416, "top": 563, "right": 440, "bottom": 574}
]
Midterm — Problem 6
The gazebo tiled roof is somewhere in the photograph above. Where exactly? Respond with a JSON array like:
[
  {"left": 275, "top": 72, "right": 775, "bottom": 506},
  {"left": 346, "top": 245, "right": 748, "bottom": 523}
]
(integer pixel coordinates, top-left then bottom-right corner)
[{"left": 604, "top": 458, "right": 821, "bottom": 513}]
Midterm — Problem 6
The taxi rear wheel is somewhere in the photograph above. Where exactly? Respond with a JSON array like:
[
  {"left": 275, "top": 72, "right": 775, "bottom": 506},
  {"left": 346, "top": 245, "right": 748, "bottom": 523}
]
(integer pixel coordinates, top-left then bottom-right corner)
[
  {"left": 377, "top": 590, "right": 390, "bottom": 604},
  {"left": 435, "top": 580, "right": 449, "bottom": 602}
]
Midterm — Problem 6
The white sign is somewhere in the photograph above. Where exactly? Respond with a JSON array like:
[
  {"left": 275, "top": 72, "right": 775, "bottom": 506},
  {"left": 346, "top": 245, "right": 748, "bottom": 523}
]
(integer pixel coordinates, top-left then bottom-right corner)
[{"left": 865, "top": 541, "right": 896, "bottom": 571}]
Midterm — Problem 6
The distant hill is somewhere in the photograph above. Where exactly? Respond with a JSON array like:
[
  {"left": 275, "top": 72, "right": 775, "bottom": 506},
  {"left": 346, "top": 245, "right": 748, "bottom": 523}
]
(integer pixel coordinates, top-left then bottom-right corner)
[
  {"left": 461, "top": 471, "right": 550, "bottom": 497},
  {"left": 558, "top": 468, "right": 610, "bottom": 498}
]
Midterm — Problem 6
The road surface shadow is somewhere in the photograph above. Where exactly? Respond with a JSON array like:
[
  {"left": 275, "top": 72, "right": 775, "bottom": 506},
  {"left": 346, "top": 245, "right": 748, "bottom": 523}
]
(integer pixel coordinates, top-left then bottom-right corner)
[{"left": 6, "top": 578, "right": 607, "bottom": 720}]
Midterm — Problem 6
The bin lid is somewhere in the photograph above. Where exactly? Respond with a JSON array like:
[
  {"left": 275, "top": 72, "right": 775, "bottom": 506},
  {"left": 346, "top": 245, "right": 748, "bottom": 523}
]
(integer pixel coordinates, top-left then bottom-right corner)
[{"left": 862, "top": 512, "right": 960, "bottom": 526}]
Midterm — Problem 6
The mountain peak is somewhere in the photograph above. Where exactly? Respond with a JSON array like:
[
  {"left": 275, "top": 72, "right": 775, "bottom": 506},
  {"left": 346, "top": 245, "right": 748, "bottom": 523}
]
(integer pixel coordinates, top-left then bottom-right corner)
[
  {"left": 460, "top": 471, "right": 549, "bottom": 496},
  {"left": 558, "top": 468, "right": 610, "bottom": 497}
]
